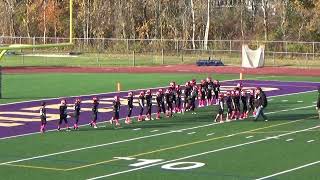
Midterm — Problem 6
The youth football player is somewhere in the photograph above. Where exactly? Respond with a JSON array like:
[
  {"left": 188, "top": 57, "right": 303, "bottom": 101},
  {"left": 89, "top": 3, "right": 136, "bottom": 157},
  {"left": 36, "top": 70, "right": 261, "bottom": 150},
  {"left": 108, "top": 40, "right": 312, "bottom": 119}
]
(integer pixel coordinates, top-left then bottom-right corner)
[
  {"left": 110, "top": 95, "right": 121, "bottom": 126},
  {"left": 145, "top": 89, "right": 153, "bottom": 120},
  {"left": 90, "top": 97, "right": 99, "bottom": 128},
  {"left": 240, "top": 90, "right": 248, "bottom": 119},
  {"left": 58, "top": 99, "right": 70, "bottom": 131},
  {"left": 165, "top": 89, "right": 173, "bottom": 117},
  {"left": 214, "top": 93, "right": 225, "bottom": 123},
  {"left": 226, "top": 91, "right": 233, "bottom": 121},
  {"left": 183, "top": 81, "right": 191, "bottom": 112},
  {"left": 213, "top": 80, "right": 221, "bottom": 105},
  {"left": 206, "top": 77, "right": 214, "bottom": 105},
  {"left": 39, "top": 102, "right": 47, "bottom": 133},
  {"left": 73, "top": 98, "right": 81, "bottom": 130},
  {"left": 138, "top": 91, "right": 145, "bottom": 122},
  {"left": 175, "top": 85, "right": 182, "bottom": 113},
  {"left": 125, "top": 92, "right": 133, "bottom": 124}
]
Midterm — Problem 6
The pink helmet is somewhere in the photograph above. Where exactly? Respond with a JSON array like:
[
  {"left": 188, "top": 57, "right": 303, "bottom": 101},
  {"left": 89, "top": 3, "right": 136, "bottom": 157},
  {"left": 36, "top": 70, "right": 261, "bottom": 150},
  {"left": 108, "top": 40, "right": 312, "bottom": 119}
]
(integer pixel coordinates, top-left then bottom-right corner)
[{"left": 128, "top": 92, "right": 133, "bottom": 96}]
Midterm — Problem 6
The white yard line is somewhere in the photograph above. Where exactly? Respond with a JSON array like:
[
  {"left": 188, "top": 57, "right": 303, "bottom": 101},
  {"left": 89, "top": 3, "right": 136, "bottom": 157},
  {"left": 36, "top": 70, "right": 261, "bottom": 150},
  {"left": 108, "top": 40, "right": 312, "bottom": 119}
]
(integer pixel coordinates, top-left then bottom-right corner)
[
  {"left": 255, "top": 160, "right": 320, "bottom": 180},
  {"left": 286, "top": 139, "right": 294, "bottom": 142},
  {"left": 187, "top": 132, "right": 196, "bottom": 135},
  {"left": 307, "top": 140, "right": 315, "bottom": 143},
  {"left": 206, "top": 133, "right": 215, "bottom": 136},
  {"left": 87, "top": 126, "right": 319, "bottom": 180},
  {"left": 246, "top": 136, "right": 254, "bottom": 139}
]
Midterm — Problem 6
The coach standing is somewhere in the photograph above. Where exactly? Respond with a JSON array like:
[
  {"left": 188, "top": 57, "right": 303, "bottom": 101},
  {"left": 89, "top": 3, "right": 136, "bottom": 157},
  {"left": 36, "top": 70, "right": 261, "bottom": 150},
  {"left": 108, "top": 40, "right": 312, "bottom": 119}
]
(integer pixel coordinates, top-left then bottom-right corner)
[{"left": 254, "top": 87, "right": 268, "bottom": 122}]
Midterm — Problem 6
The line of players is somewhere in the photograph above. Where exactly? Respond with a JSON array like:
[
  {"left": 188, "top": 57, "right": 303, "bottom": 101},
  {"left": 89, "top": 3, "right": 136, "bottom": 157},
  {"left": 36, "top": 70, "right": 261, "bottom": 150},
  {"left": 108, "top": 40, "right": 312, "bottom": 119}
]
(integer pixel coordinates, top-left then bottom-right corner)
[{"left": 39, "top": 77, "right": 259, "bottom": 133}]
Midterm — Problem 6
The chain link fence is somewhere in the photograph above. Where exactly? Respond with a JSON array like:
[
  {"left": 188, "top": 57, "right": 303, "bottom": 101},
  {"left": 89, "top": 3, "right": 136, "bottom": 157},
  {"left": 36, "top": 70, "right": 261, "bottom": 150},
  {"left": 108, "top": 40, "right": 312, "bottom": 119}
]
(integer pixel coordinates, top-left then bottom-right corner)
[{"left": 1, "top": 36, "right": 320, "bottom": 68}]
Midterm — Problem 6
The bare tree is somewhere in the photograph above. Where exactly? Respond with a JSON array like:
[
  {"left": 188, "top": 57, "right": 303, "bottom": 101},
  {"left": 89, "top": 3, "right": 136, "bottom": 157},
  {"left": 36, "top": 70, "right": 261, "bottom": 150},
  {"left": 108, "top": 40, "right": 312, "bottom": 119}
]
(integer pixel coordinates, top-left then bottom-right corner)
[{"left": 190, "top": 0, "right": 196, "bottom": 49}]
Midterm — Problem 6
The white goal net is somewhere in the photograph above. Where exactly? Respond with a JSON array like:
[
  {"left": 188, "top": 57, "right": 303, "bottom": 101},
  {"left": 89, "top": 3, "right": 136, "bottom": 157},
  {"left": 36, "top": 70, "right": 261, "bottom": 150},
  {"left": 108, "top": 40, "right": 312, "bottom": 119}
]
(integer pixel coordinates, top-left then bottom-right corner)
[{"left": 241, "top": 44, "right": 265, "bottom": 68}]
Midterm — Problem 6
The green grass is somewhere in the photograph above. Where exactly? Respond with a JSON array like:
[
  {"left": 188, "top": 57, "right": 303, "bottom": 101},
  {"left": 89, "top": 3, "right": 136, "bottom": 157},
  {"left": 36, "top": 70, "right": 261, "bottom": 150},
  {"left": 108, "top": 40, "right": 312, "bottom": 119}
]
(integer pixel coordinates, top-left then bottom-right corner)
[
  {"left": 1, "top": 51, "right": 320, "bottom": 68},
  {"left": 1, "top": 73, "right": 320, "bottom": 104},
  {"left": 0, "top": 73, "right": 319, "bottom": 179}
]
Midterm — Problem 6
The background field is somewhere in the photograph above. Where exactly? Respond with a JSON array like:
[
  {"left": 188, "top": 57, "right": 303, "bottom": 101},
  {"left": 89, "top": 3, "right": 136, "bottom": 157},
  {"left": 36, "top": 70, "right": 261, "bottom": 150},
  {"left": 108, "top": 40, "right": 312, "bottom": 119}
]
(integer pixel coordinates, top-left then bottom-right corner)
[{"left": 0, "top": 73, "right": 319, "bottom": 180}]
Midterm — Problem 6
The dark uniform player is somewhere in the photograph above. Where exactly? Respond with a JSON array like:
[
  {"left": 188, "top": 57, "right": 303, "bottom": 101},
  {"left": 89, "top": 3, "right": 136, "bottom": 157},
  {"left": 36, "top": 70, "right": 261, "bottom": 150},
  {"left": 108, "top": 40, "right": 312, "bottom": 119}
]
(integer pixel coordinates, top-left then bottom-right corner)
[
  {"left": 39, "top": 102, "right": 46, "bottom": 133},
  {"left": 213, "top": 80, "right": 221, "bottom": 105},
  {"left": 232, "top": 90, "right": 241, "bottom": 120},
  {"left": 138, "top": 91, "right": 145, "bottom": 122},
  {"left": 188, "top": 86, "right": 198, "bottom": 114},
  {"left": 199, "top": 80, "right": 207, "bottom": 107},
  {"left": 73, "top": 98, "right": 81, "bottom": 130},
  {"left": 145, "top": 89, "right": 153, "bottom": 121},
  {"left": 175, "top": 85, "right": 182, "bottom": 113},
  {"left": 214, "top": 93, "right": 225, "bottom": 123},
  {"left": 183, "top": 81, "right": 192, "bottom": 112},
  {"left": 90, "top": 97, "right": 99, "bottom": 128},
  {"left": 240, "top": 90, "right": 248, "bottom": 119},
  {"left": 111, "top": 96, "right": 121, "bottom": 126},
  {"left": 206, "top": 77, "right": 214, "bottom": 105},
  {"left": 165, "top": 89, "right": 174, "bottom": 117},
  {"left": 156, "top": 90, "right": 165, "bottom": 119},
  {"left": 126, "top": 92, "right": 133, "bottom": 124},
  {"left": 169, "top": 82, "right": 177, "bottom": 112},
  {"left": 226, "top": 91, "right": 233, "bottom": 121},
  {"left": 247, "top": 89, "right": 255, "bottom": 116},
  {"left": 58, "top": 99, "right": 70, "bottom": 131}
]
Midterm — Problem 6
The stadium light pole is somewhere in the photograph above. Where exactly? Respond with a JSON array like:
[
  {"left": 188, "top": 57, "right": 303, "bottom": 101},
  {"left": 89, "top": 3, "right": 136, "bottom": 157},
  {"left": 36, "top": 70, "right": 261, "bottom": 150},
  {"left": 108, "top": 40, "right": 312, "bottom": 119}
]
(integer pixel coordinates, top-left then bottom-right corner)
[{"left": 70, "top": 0, "right": 73, "bottom": 44}]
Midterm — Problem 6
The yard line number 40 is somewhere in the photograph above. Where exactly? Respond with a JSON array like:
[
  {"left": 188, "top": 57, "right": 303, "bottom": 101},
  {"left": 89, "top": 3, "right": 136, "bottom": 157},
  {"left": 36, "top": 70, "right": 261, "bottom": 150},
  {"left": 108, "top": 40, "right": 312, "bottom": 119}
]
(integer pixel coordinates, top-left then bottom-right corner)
[{"left": 115, "top": 157, "right": 205, "bottom": 170}]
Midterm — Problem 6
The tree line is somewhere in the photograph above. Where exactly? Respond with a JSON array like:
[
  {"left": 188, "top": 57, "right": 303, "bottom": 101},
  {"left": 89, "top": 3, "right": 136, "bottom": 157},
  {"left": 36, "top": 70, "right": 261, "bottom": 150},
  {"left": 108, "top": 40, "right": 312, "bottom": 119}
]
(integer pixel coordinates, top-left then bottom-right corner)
[{"left": 1, "top": 0, "right": 320, "bottom": 48}]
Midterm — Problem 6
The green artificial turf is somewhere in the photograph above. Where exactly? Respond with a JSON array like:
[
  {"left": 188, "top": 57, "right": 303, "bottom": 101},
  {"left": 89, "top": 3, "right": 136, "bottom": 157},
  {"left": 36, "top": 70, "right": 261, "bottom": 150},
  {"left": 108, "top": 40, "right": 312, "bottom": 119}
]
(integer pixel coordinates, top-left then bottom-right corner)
[{"left": 0, "top": 74, "right": 319, "bottom": 180}]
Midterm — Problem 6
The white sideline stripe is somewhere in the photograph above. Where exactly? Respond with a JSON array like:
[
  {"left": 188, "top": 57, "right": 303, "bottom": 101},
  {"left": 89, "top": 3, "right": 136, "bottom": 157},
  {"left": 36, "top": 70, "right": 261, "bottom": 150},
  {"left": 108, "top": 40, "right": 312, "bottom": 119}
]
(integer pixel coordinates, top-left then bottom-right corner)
[
  {"left": 87, "top": 126, "right": 319, "bottom": 180},
  {"left": 0, "top": 79, "right": 240, "bottom": 106},
  {"left": 206, "top": 133, "right": 215, "bottom": 136},
  {"left": 187, "top": 132, "right": 196, "bottom": 135},
  {"left": 0, "top": 82, "right": 316, "bottom": 141},
  {"left": 248, "top": 79, "right": 320, "bottom": 84},
  {"left": 282, "top": 100, "right": 288, "bottom": 102},
  {"left": 286, "top": 139, "right": 294, "bottom": 142},
  {"left": 263, "top": 105, "right": 315, "bottom": 115},
  {"left": 0, "top": 122, "right": 220, "bottom": 165},
  {"left": 297, "top": 101, "right": 304, "bottom": 103},
  {"left": 132, "top": 128, "right": 141, "bottom": 131},
  {"left": 150, "top": 130, "right": 159, "bottom": 133},
  {"left": 246, "top": 136, "right": 254, "bottom": 139},
  {"left": 256, "top": 160, "right": 320, "bottom": 180},
  {"left": 307, "top": 140, "right": 315, "bottom": 143}
]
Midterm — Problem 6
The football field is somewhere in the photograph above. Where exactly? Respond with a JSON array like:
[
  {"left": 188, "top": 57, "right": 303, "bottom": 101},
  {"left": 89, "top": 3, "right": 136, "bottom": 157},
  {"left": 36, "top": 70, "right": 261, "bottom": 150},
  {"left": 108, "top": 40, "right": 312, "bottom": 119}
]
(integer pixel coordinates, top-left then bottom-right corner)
[{"left": 0, "top": 73, "right": 319, "bottom": 180}]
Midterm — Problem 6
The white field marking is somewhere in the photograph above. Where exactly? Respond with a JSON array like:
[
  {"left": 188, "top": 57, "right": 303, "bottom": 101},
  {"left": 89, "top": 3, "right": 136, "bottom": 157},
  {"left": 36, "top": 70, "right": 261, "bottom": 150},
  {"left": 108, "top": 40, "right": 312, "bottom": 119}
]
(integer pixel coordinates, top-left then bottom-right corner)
[
  {"left": 247, "top": 79, "right": 320, "bottom": 84},
  {"left": 246, "top": 136, "right": 254, "bottom": 139},
  {"left": 307, "top": 140, "right": 315, "bottom": 143},
  {"left": 297, "top": 101, "right": 304, "bottom": 103},
  {"left": 0, "top": 79, "right": 240, "bottom": 106},
  {"left": 114, "top": 157, "right": 135, "bottom": 161},
  {"left": 282, "top": 100, "right": 289, "bottom": 102},
  {"left": 0, "top": 122, "right": 221, "bottom": 166},
  {"left": 150, "top": 130, "right": 159, "bottom": 133},
  {"left": 0, "top": 82, "right": 316, "bottom": 141},
  {"left": 263, "top": 105, "right": 315, "bottom": 115},
  {"left": 0, "top": 91, "right": 317, "bottom": 164},
  {"left": 87, "top": 126, "right": 319, "bottom": 180},
  {"left": 0, "top": 104, "right": 316, "bottom": 165},
  {"left": 242, "top": 83, "right": 317, "bottom": 88},
  {"left": 313, "top": 101, "right": 317, "bottom": 104},
  {"left": 187, "top": 132, "right": 196, "bottom": 135},
  {"left": 226, "top": 134, "right": 235, "bottom": 137},
  {"left": 286, "top": 139, "right": 294, "bottom": 142},
  {"left": 206, "top": 133, "right": 215, "bottom": 136},
  {"left": 132, "top": 128, "right": 141, "bottom": 131},
  {"left": 255, "top": 160, "right": 320, "bottom": 180}
]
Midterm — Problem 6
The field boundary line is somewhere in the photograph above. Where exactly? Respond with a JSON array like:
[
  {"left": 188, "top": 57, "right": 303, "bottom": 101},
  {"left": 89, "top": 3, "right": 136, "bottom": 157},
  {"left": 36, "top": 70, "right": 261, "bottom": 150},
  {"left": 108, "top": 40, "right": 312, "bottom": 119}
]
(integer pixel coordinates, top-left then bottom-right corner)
[
  {"left": 0, "top": 86, "right": 316, "bottom": 141},
  {"left": 86, "top": 125, "right": 319, "bottom": 180},
  {"left": 256, "top": 160, "right": 320, "bottom": 180}
]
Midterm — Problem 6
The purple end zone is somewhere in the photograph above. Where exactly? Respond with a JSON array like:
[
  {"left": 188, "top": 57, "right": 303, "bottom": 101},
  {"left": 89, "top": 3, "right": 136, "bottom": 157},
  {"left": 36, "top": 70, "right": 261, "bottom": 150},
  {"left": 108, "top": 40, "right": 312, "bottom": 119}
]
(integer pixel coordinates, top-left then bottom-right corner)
[{"left": 0, "top": 80, "right": 319, "bottom": 139}]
